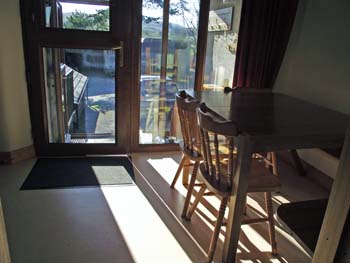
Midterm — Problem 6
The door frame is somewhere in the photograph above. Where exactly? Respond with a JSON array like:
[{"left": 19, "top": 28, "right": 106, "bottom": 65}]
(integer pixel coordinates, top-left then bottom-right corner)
[{"left": 20, "top": 0, "right": 137, "bottom": 156}]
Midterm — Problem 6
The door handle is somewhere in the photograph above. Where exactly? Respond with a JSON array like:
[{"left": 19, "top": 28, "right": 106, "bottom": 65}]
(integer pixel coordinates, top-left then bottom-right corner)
[{"left": 112, "top": 41, "right": 124, "bottom": 68}]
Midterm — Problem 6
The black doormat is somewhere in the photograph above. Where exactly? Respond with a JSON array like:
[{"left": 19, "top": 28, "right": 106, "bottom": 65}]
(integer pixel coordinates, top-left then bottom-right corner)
[{"left": 21, "top": 156, "right": 135, "bottom": 190}]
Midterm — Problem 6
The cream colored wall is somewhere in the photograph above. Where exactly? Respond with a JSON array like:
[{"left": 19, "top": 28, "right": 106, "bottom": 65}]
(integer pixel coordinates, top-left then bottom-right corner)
[
  {"left": 0, "top": 0, "right": 33, "bottom": 152},
  {"left": 274, "top": 0, "right": 350, "bottom": 177},
  {"left": 275, "top": 0, "right": 350, "bottom": 114}
]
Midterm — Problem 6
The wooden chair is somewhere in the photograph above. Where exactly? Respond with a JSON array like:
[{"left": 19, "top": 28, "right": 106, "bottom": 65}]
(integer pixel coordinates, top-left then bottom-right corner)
[
  {"left": 188, "top": 103, "right": 281, "bottom": 262},
  {"left": 170, "top": 91, "right": 202, "bottom": 218}
]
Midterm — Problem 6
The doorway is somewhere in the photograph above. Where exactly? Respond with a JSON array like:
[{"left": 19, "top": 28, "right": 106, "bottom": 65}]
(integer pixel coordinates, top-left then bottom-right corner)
[{"left": 21, "top": 0, "right": 134, "bottom": 155}]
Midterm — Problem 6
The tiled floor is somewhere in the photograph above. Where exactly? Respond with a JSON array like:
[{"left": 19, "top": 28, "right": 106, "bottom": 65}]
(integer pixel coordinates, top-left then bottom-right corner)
[{"left": 0, "top": 152, "right": 329, "bottom": 262}]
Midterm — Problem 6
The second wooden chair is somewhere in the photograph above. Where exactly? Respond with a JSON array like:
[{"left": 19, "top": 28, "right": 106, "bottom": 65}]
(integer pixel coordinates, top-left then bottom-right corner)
[
  {"left": 187, "top": 103, "right": 281, "bottom": 262},
  {"left": 170, "top": 91, "right": 202, "bottom": 218}
]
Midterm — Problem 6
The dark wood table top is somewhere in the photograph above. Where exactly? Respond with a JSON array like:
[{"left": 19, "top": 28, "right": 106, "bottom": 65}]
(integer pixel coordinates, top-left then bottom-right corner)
[{"left": 190, "top": 89, "right": 349, "bottom": 151}]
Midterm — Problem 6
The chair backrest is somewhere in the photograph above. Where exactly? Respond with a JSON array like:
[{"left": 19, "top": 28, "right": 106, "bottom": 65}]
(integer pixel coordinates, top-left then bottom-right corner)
[
  {"left": 196, "top": 103, "right": 239, "bottom": 187},
  {"left": 176, "top": 91, "right": 201, "bottom": 154}
]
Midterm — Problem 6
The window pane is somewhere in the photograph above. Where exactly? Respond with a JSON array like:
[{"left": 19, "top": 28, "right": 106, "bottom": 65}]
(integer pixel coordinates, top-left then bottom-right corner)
[
  {"left": 139, "top": 0, "right": 163, "bottom": 144},
  {"left": 167, "top": 0, "right": 199, "bottom": 90},
  {"left": 139, "top": 0, "right": 199, "bottom": 144},
  {"left": 44, "top": 0, "right": 110, "bottom": 31},
  {"left": 203, "top": 0, "right": 242, "bottom": 90},
  {"left": 44, "top": 47, "right": 116, "bottom": 143}
]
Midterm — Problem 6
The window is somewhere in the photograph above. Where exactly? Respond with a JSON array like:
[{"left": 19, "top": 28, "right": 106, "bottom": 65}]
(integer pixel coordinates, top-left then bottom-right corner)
[
  {"left": 44, "top": 48, "right": 117, "bottom": 143},
  {"left": 139, "top": 0, "right": 200, "bottom": 144},
  {"left": 44, "top": 0, "right": 110, "bottom": 31},
  {"left": 203, "top": 0, "right": 242, "bottom": 90}
]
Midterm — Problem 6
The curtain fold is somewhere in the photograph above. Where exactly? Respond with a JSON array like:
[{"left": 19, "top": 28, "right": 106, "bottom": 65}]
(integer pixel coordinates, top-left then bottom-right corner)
[{"left": 232, "top": 0, "right": 299, "bottom": 89}]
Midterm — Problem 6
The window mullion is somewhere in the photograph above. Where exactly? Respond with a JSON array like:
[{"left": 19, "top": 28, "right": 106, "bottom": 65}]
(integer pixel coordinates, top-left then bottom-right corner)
[{"left": 160, "top": 0, "right": 170, "bottom": 81}]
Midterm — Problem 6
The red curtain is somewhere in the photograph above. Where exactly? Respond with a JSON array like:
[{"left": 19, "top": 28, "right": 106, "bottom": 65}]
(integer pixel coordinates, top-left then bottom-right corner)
[{"left": 232, "top": 0, "right": 299, "bottom": 89}]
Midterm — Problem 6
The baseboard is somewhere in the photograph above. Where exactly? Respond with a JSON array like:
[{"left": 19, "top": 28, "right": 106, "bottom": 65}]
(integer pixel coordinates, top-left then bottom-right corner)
[
  {"left": 297, "top": 149, "right": 339, "bottom": 180},
  {"left": 0, "top": 145, "right": 36, "bottom": 164},
  {"left": 277, "top": 150, "right": 334, "bottom": 191}
]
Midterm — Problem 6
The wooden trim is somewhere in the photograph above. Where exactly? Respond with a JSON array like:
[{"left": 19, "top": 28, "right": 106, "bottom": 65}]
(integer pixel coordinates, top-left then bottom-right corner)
[
  {"left": 132, "top": 144, "right": 180, "bottom": 153},
  {"left": 297, "top": 149, "right": 339, "bottom": 179},
  {"left": 0, "top": 199, "right": 10, "bottom": 263},
  {"left": 59, "top": 0, "right": 109, "bottom": 5},
  {"left": 0, "top": 146, "right": 36, "bottom": 165},
  {"left": 160, "top": 0, "right": 170, "bottom": 81},
  {"left": 194, "top": 0, "right": 210, "bottom": 91},
  {"left": 129, "top": 0, "right": 142, "bottom": 151},
  {"left": 276, "top": 151, "right": 333, "bottom": 191}
]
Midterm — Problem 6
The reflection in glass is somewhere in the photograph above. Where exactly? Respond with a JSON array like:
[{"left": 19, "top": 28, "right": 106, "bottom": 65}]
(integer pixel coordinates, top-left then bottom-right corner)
[
  {"left": 44, "top": 48, "right": 116, "bottom": 143},
  {"left": 203, "top": 0, "right": 242, "bottom": 90},
  {"left": 139, "top": 0, "right": 200, "bottom": 144},
  {"left": 44, "top": 0, "right": 109, "bottom": 31}
]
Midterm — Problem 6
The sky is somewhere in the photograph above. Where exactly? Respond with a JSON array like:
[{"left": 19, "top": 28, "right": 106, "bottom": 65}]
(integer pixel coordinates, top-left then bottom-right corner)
[{"left": 61, "top": 3, "right": 108, "bottom": 14}]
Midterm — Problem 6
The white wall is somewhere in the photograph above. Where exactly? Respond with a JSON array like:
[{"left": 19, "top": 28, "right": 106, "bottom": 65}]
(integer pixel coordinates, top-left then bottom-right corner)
[
  {"left": 274, "top": 0, "right": 350, "bottom": 178},
  {"left": 275, "top": 0, "right": 350, "bottom": 114},
  {"left": 0, "top": 0, "right": 33, "bottom": 152}
]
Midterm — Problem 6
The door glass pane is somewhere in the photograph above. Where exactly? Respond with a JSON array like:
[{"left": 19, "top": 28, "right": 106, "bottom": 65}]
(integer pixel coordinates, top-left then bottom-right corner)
[
  {"left": 203, "top": 0, "right": 242, "bottom": 90},
  {"left": 139, "top": 0, "right": 200, "bottom": 144},
  {"left": 44, "top": 0, "right": 110, "bottom": 31},
  {"left": 44, "top": 47, "right": 116, "bottom": 143}
]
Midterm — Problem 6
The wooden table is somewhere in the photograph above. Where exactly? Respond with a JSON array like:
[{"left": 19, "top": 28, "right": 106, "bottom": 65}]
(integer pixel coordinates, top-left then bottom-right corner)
[{"left": 189, "top": 89, "right": 349, "bottom": 262}]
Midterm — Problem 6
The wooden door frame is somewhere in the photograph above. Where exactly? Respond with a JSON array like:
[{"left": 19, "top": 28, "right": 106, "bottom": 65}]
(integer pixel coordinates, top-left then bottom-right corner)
[{"left": 20, "top": 0, "right": 136, "bottom": 156}]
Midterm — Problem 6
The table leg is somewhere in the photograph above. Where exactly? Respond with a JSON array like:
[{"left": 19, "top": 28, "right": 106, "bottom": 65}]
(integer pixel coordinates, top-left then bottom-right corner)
[
  {"left": 313, "top": 124, "right": 350, "bottom": 262},
  {"left": 222, "top": 135, "right": 253, "bottom": 262},
  {"left": 290, "top": 149, "right": 306, "bottom": 176}
]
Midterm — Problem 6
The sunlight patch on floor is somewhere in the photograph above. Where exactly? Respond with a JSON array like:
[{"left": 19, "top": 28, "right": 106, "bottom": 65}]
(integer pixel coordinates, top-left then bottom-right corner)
[
  {"left": 273, "top": 194, "right": 292, "bottom": 205},
  {"left": 241, "top": 225, "right": 272, "bottom": 252},
  {"left": 147, "top": 157, "right": 180, "bottom": 185},
  {"left": 275, "top": 226, "right": 311, "bottom": 259},
  {"left": 141, "top": 154, "right": 313, "bottom": 262},
  {"left": 100, "top": 185, "right": 192, "bottom": 263}
]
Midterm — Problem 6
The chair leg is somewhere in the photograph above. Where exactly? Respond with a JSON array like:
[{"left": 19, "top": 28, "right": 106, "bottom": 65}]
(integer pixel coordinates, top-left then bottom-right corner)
[
  {"left": 243, "top": 194, "right": 247, "bottom": 215},
  {"left": 265, "top": 152, "right": 272, "bottom": 169},
  {"left": 185, "top": 184, "right": 206, "bottom": 220},
  {"left": 207, "top": 197, "right": 229, "bottom": 263},
  {"left": 170, "top": 155, "right": 186, "bottom": 188},
  {"left": 265, "top": 192, "right": 278, "bottom": 255},
  {"left": 181, "top": 161, "right": 199, "bottom": 218},
  {"left": 271, "top": 152, "right": 278, "bottom": 176}
]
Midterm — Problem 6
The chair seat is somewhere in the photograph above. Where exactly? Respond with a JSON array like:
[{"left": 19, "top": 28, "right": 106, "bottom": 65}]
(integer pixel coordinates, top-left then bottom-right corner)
[
  {"left": 198, "top": 159, "right": 281, "bottom": 197},
  {"left": 179, "top": 140, "right": 202, "bottom": 161}
]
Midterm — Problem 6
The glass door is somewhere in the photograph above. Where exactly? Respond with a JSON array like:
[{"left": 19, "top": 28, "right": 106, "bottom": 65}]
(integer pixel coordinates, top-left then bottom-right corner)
[
  {"left": 44, "top": 47, "right": 118, "bottom": 144},
  {"left": 22, "top": 0, "right": 134, "bottom": 155}
]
